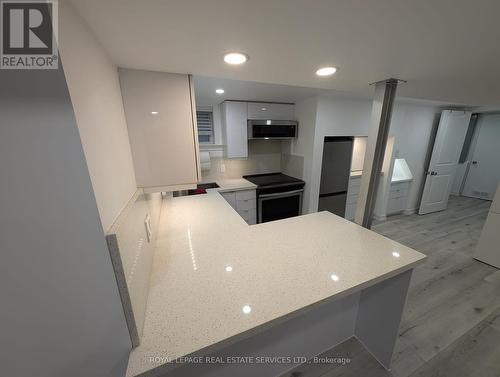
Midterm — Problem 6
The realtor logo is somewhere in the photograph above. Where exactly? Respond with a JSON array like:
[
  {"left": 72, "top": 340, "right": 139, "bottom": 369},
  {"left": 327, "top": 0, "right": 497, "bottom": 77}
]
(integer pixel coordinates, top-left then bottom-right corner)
[{"left": 1, "top": 0, "right": 58, "bottom": 69}]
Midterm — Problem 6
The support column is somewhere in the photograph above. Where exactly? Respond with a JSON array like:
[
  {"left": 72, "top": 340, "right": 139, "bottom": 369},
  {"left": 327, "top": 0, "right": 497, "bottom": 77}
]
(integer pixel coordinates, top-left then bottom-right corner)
[{"left": 354, "top": 78, "right": 402, "bottom": 228}]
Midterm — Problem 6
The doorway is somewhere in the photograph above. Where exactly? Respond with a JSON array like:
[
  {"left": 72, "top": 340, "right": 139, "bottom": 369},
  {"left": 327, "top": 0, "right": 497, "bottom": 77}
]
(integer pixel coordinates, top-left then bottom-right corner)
[{"left": 461, "top": 113, "right": 500, "bottom": 200}]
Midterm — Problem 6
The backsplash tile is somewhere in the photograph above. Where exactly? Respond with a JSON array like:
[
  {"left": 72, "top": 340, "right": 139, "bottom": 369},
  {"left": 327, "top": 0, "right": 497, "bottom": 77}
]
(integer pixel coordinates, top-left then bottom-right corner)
[{"left": 106, "top": 189, "right": 162, "bottom": 347}]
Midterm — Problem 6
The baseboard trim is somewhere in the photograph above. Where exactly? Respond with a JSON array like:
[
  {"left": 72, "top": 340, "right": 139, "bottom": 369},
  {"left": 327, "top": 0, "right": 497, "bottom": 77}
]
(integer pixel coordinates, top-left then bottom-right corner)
[
  {"left": 402, "top": 208, "right": 417, "bottom": 215},
  {"left": 373, "top": 214, "right": 387, "bottom": 221}
]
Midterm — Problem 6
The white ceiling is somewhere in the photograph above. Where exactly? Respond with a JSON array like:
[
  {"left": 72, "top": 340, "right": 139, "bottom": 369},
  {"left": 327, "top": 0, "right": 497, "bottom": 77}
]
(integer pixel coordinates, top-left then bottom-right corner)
[
  {"left": 193, "top": 75, "right": 463, "bottom": 108},
  {"left": 71, "top": 0, "right": 500, "bottom": 106},
  {"left": 193, "top": 75, "right": 339, "bottom": 106}
]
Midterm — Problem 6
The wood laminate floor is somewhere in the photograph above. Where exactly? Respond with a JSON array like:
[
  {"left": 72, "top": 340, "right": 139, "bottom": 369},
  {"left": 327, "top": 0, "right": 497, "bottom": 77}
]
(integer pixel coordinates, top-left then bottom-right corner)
[{"left": 281, "top": 195, "right": 500, "bottom": 377}]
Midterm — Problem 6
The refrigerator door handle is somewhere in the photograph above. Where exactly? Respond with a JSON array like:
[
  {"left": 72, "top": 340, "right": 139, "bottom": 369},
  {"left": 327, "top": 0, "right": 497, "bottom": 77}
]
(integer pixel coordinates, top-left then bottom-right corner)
[{"left": 319, "top": 190, "right": 348, "bottom": 198}]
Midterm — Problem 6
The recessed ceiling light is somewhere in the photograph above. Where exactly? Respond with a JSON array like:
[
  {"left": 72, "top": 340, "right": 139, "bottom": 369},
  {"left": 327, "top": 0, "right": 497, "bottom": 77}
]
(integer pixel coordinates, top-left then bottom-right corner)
[
  {"left": 330, "top": 274, "right": 339, "bottom": 281},
  {"left": 261, "top": 107, "right": 267, "bottom": 111},
  {"left": 316, "top": 66, "right": 337, "bottom": 77},
  {"left": 392, "top": 251, "right": 400, "bottom": 258},
  {"left": 225, "top": 266, "right": 233, "bottom": 272},
  {"left": 151, "top": 111, "right": 159, "bottom": 115},
  {"left": 215, "top": 88, "right": 225, "bottom": 94},
  {"left": 242, "top": 305, "right": 252, "bottom": 314},
  {"left": 224, "top": 52, "right": 248, "bottom": 65}
]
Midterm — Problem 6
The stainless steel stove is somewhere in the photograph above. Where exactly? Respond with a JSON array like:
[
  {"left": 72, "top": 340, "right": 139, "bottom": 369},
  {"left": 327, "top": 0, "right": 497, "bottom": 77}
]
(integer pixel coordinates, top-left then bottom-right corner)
[{"left": 243, "top": 173, "right": 305, "bottom": 223}]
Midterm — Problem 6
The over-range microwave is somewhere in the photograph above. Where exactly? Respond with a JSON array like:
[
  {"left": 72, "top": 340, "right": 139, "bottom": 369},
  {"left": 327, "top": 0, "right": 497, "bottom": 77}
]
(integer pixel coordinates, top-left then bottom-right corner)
[{"left": 247, "top": 120, "right": 298, "bottom": 140}]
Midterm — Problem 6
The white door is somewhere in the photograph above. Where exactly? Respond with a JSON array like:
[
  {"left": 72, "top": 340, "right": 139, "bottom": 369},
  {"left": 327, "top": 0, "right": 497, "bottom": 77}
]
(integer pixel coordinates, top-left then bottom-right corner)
[
  {"left": 462, "top": 114, "right": 500, "bottom": 200},
  {"left": 419, "top": 110, "right": 471, "bottom": 215}
]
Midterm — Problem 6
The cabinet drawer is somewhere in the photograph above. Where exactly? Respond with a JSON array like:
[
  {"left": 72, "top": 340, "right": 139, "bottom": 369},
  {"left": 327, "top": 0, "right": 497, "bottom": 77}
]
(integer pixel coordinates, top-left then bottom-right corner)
[
  {"left": 237, "top": 208, "right": 256, "bottom": 220},
  {"left": 389, "top": 182, "right": 408, "bottom": 199},
  {"left": 387, "top": 196, "right": 405, "bottom": 214},
  {"left": 349, "top": 176, "right": 362, "bottom": 187},
  {"left": 347, "top": 177, "right": 361, "bottom": 195},
  {"left": 347, "top": 183, "right": 360, "bottom": 196},
  {"left": 346, "top": 194, "right": 358, "bottom": 205},
  {"left": 235, "top": 189, "right": 256, "bottom": 201},
  {"left": 247, "top": 213, "right": 257, "bottom": 225},
  {"left": 220, "top": 191, "right": 236, "bottom": 208},
  {"left": 345, "top": 203, "right": 356, "bottom": 221},
  {"left": 236, "top": 198, "right": 256, "bottom": 211}
]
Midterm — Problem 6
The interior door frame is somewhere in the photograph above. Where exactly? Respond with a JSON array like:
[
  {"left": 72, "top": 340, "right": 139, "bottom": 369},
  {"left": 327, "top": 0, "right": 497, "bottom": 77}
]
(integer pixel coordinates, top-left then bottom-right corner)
[{"left": 461, "top": 113, "right": 500, "bottom": 200}]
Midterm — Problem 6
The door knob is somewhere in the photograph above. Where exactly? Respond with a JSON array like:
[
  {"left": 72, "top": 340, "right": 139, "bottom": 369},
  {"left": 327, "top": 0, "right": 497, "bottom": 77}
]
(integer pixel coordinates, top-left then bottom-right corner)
[{"left": 472, "top": 161, "right": 478, "bottom": 165}]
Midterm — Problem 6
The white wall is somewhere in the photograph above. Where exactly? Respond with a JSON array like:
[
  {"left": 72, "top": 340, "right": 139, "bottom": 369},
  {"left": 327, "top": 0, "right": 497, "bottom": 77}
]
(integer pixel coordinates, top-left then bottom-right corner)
[
  {"left": 59, "top": 2, "right": 137, "bottom": 231},
  {"left": 288, "top": 95, "right": 439, "bottom": 215},
  {"left": 201, "top": 140, "right": 283, "bottom": 182},
  {"left": 460, "top": 113, "right": 500, "bottom": 199},
  {"left": 389, "top": 103, "right": 440, "bottom": 212},
  {"left": 282, "top": 96, "right": 318, "bottom": 213},
  {"left": 351, "top": 137, "right": 367, "bottom": 172},
  {"left": 0, "top": 65, "right": 130, "bottom": 376}
]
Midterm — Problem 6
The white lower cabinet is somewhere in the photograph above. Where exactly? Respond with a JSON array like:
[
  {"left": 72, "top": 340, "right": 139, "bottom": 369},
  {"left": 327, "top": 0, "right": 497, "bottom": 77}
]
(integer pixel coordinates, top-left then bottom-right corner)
[
  {"left": 345, "top": 176, "right": 411, "bottom": 220},
  {"left": 220, "top": 189, "right": 257, "bottom": 224},
  {"left": 387, "top": 181, "right": 410, "bottom": 215},
  {"left": 220, "top": 191, "right": 236, "bottom": 208}
]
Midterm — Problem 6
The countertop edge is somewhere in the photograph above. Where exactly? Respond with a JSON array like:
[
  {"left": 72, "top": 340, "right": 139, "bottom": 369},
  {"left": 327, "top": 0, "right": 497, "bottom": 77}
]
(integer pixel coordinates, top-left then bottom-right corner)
[{"left": 133, "top": 255, "right": 425, "bottom": 377}]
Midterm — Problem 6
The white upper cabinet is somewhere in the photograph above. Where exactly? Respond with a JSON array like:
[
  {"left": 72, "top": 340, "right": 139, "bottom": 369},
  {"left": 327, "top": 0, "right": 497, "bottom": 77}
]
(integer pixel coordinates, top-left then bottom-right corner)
[
  {"left": 247, "top": 102, "right": 294, "bottom": 120},
  {"left": 221, "top": 101, "right": 248, "bottom": 159},
  {"left": 119, "top": 69, "right": 200, "bottom": 192}
]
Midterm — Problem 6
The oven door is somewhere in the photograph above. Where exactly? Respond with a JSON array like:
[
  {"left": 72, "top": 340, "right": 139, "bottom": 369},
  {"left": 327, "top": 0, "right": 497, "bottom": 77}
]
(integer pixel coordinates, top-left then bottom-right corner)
[{"left": 258, "top": 189, "right": 303, "bottom": 223}]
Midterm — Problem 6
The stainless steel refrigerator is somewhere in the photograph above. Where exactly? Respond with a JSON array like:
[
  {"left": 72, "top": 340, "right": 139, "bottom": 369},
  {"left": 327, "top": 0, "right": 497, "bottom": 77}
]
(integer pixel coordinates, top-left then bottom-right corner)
[{"left": 318, "top": 137, "right": 354, "bottom": 217}]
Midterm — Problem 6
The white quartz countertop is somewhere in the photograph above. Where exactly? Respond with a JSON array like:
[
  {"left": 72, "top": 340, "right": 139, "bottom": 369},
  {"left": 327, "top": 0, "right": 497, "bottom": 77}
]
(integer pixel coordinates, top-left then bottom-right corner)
[
  {"left": 126, "top": 183, "right": 425, "bottom": 377},
  {"left": 213, "top": 178, "right": 257, "bottom": 192}
]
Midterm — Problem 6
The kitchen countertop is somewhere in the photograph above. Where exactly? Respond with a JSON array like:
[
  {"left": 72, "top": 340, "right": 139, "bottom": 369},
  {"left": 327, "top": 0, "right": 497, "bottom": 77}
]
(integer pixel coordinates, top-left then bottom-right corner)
[
  {"left": 212, "top": 178, "right": 257, "bottom": 192},
  {"left": 126, "top": 180, "right": 425, "bottom": 377}
]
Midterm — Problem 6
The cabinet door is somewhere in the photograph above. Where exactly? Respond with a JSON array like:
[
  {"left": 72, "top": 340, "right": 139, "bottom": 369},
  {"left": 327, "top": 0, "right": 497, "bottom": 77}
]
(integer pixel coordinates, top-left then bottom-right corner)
[
  {"left": 220, "top": 191, "right": 236, "bottom": 208},
  {"left": 119, "top": 69, "right": 200, "bottom": 191},
  {"left": 221, "top": 101, "right": 248, "bottom": 158},
  {"left": 247, "top": 102, "right": 294, "bottom": 120},
  {"left": 389, "top": 182, "right": 409, "bottom": 199}
]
